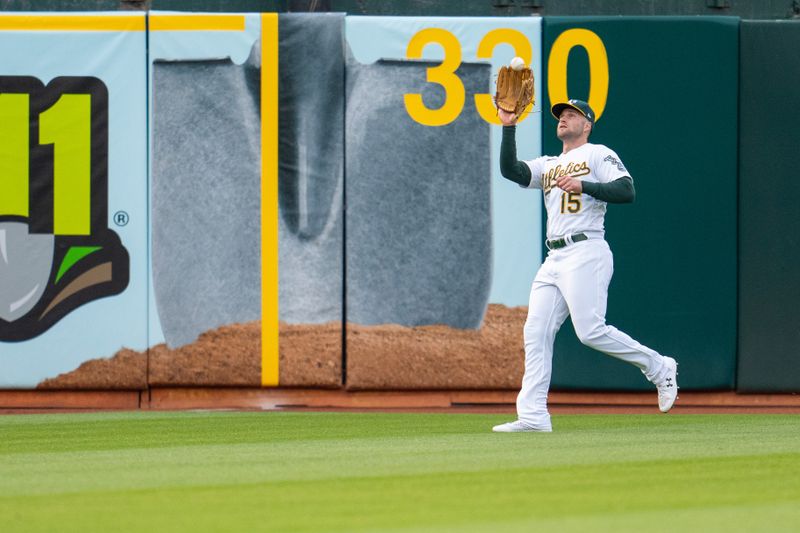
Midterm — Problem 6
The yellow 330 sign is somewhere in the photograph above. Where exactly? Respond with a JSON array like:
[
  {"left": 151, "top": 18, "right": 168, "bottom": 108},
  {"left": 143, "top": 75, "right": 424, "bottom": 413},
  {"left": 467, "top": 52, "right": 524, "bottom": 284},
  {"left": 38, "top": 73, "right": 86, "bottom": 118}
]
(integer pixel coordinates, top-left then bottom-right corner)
[{"left": 403, "top": 27, "right": 609, "bottom": 127}]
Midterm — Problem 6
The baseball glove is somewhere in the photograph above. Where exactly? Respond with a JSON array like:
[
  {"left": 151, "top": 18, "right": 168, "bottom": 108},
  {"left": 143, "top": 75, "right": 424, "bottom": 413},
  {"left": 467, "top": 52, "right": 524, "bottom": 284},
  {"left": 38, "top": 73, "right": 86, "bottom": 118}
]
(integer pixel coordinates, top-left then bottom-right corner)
[{"left": 494, "top": 65, "right": 534, "bottom": 117}]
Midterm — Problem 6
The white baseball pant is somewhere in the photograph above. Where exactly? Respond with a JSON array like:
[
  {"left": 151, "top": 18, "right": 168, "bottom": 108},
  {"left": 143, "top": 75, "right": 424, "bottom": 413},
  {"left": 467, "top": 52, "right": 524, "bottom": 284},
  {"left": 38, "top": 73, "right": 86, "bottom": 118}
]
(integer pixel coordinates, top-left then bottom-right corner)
[{"left": 517, "top": 238, "right": 670, "bottom": 430}]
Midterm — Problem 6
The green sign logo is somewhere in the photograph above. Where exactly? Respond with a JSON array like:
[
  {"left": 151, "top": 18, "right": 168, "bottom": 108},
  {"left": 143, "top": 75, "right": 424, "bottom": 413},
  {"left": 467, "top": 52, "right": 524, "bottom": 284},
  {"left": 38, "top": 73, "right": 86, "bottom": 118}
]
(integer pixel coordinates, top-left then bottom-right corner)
[{"left": 0, "top": 76, "right": 129, "bottom": 342}]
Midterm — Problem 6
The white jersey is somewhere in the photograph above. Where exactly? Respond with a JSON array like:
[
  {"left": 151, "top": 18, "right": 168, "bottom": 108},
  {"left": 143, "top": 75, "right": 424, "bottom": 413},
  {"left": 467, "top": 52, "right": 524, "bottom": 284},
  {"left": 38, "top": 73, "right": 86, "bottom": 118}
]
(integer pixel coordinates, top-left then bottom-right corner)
[{"left": 524, "top": 143, "right": 630, "bottom": 241}]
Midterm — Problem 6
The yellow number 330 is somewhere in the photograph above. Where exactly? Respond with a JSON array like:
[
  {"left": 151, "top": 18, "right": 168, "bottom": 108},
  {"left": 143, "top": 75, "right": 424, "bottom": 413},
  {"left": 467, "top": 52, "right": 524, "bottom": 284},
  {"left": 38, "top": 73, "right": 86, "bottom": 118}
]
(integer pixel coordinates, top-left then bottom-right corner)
[{"left": 403, "top": 28, "right": 533, "bottom": 127}]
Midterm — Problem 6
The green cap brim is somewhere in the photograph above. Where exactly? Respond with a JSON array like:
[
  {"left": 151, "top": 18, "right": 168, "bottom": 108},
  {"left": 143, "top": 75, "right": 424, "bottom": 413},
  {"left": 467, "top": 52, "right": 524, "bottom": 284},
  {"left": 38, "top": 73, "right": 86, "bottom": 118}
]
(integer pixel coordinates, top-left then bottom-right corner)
[{"left": 551, "top": 102, "right": 594, "bottom": 123}]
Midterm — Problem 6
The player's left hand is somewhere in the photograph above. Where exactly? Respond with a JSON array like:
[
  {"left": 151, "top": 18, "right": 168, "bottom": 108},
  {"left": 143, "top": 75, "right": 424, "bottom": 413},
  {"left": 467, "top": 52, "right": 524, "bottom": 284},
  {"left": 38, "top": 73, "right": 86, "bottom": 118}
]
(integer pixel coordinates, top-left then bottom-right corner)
[
  {"left": 497, "top": 108, "right": 518, "bottom": 126},
  {"left": 556, "top": 175, "right": 583, "bottom": 194}
]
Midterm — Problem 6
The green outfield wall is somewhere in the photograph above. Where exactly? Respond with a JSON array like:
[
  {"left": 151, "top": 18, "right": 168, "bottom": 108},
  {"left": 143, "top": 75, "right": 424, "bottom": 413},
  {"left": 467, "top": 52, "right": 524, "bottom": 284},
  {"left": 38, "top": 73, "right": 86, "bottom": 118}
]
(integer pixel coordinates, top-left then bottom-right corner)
[
  {"left": 0, "top": 10, "right": 798, "bottom": 393},
  {"left": 543, "top": 16, "right": 739, "bottom": 390},
  {"left": 737, "top": 20, "right": 800, "bottom": 392}
]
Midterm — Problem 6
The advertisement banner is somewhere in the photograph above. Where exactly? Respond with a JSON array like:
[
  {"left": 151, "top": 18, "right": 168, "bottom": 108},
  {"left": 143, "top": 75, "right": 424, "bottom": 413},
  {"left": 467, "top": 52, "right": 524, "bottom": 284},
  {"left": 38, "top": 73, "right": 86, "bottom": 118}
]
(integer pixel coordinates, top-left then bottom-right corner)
[
  {"left": 344, "top": 17, "right": 543, "bottom": 389},
  {"left": 0, "top": 13, "right": 741, "bottom": 393},
  {"left": 147, "top": 12, "right": 343, "bottom": 388},
  {"left": 0, "top": 12, "right": 147, "bottom": 389}
]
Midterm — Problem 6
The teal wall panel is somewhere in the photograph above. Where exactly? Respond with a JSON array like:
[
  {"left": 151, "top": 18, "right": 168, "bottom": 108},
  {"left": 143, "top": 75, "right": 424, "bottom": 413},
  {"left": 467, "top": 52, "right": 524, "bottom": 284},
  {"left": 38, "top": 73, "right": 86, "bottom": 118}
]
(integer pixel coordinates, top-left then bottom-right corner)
[
  {"left": 542, "top": 17, "right": 739, "bottom": 390},
  {"left": 737, "top": 20, "right": 800, "bottom": 392}
]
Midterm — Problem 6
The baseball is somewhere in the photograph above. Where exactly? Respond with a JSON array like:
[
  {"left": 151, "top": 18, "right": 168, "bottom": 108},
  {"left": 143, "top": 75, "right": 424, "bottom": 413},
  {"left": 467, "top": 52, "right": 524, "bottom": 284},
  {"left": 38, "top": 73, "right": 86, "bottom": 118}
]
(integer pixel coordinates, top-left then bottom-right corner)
[{"left": 510, "top": 56, "right": 525, "bottom": 71}]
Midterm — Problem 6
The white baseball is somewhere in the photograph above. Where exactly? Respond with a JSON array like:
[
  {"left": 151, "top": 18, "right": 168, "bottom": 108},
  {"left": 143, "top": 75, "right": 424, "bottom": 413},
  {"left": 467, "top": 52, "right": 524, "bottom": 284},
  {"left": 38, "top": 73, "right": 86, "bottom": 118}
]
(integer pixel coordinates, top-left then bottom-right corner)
[{"left": 510, "top": 57, "right": 525, "bottom": 71}]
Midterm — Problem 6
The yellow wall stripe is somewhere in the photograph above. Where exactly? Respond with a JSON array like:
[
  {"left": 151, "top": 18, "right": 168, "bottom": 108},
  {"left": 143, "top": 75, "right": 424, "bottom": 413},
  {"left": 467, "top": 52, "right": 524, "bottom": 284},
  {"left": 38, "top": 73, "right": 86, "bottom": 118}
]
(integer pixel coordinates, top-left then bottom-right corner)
[
  {"left": 261, "top": 13, "right": 280, "bottom": 387},
  {"left": 0, "top": 15, "right": 145, "bottom": 31},
  {"left": 149, "top": 14, "right": 246, "bottom": 31}
]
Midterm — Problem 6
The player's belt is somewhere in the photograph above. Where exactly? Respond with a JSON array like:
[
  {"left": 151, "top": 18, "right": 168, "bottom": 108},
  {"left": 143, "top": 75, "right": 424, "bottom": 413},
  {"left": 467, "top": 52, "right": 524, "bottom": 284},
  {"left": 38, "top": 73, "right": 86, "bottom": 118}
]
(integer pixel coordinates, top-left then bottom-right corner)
[{"left": 546, "top": 233, "right": 588, "bottom": 250}]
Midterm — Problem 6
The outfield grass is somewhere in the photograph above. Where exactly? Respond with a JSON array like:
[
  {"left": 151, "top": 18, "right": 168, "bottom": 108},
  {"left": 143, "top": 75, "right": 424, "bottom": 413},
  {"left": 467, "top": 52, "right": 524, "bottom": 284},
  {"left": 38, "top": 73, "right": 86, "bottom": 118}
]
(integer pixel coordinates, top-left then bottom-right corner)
[{"left": 1, "top": 411, "right": 798, "bottom": 532}]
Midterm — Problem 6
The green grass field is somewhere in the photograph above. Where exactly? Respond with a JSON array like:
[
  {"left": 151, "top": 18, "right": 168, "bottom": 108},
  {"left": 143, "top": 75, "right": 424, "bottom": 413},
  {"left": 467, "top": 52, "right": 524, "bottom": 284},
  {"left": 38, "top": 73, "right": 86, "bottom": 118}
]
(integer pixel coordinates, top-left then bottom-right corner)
[{"left": 1, "top": 411, "right": 799, "bottom": 532}]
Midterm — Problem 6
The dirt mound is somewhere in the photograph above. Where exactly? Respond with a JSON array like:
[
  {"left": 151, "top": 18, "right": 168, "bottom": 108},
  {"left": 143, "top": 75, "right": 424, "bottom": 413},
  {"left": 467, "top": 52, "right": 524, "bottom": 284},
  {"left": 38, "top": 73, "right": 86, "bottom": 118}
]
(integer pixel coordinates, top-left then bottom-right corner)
[
  {"left": 37, "top": 348, "right": 147, "bottom": 389},
  {"left": 37, "top": 305, "right": 527, "bottom": 390},
  {"left": 38, "top": 321, "right": 343, "bottom": 389},
  {"left": 346, "top": 304, "right": 526, "bottom": 390}
]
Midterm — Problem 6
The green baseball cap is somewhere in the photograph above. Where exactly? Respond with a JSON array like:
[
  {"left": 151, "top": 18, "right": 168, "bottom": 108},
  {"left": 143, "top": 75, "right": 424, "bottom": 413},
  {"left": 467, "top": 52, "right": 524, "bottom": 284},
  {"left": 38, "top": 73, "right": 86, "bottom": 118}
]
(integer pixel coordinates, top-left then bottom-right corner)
[{"left": 551, "top": 99, "right": 595, "bottom": 124}]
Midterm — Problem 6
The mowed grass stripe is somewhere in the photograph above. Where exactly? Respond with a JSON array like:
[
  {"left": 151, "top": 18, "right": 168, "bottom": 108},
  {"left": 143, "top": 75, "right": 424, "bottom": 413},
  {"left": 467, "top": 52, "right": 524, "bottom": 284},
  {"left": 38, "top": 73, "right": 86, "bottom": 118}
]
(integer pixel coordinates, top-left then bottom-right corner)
[
  {"left": 397, "top": 501, "right": 800, "bottom": 533},
  {"left": 0, "top": 411, "right": 494, "bottom": 453},
  {"left": 2, "top": 411, "right": 796, "bottom": 453},
  {"left": 2, "top": 413, "right": 798, "bottom": 498},
  {"left": 3, "top": 426, "right": 800, "bottom": 497},
  {"left": 1, "top": 412, "right": 799, "bottom": 532},
  {"left": 2, "top": 453, "right": 798, "bottom": 532}
]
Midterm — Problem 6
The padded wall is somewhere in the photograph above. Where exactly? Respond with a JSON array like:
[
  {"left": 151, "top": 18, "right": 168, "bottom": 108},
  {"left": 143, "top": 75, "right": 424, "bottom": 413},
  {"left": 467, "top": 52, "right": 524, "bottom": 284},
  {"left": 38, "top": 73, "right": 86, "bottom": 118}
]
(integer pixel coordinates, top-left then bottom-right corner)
[
  {"left": 737, "top": 20, "right": 800, "bottom": 392},
  {"left": 543, "top": 17, "right": 739, "bottom": 390}
]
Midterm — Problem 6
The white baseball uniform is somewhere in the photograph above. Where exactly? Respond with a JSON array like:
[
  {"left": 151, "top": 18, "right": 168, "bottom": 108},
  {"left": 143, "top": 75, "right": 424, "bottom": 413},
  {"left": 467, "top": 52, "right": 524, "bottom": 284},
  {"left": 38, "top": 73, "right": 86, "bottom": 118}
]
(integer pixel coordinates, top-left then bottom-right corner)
[{"left": 517, "top": 142, "right": 672, "bottom": 431}]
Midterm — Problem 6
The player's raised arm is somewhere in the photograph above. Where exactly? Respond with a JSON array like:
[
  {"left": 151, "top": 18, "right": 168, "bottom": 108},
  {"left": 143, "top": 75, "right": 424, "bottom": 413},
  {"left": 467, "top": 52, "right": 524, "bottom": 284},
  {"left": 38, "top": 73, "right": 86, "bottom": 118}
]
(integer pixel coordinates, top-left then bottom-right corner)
[{"left": 498, "top": 109, "right": 532, "bottom": 187}]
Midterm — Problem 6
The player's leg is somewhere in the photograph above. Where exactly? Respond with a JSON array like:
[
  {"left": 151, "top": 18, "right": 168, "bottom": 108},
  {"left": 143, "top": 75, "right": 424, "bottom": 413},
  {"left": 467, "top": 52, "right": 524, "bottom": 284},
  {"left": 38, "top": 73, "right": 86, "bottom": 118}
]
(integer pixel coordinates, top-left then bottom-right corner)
[
  {"left": 494, "top": 257, "right": 569, "bottom": 432},
  {"left": 558, "top": 240, "right": 675, "bottom": 388},
  {"left": 517, "top": 280, "right": 569, "bottom": 430}
]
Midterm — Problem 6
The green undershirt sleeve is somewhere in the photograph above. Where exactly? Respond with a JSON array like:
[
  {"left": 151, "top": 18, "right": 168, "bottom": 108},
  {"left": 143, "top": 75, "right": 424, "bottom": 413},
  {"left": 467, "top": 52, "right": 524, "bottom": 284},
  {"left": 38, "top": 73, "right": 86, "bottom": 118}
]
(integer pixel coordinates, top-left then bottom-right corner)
[
  {"left": 581, "top": 176, "right": 635, "bottom": 203},
  {"left": 499, "top": 125, "right": 532, "bottom": 187}
]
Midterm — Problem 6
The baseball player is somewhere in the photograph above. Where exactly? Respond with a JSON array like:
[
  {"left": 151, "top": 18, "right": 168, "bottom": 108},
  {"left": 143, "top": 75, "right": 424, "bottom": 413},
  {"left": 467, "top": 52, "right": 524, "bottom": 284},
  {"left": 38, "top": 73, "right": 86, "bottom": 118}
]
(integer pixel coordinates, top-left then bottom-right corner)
[{"left": 492, "top": 99, "right": 678, "bottom": 433}]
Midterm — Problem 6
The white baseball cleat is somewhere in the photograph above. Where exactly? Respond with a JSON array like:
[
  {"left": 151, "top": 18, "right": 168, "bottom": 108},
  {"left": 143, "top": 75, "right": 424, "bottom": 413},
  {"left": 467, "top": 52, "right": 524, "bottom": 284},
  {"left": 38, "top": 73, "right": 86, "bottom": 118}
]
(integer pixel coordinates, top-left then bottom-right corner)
[
  {"left": 492, "top": 420, "right": 552, "bottom": 433},
  {"left": 657, "top": 356, "right": 679, "bottom": 413}
]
